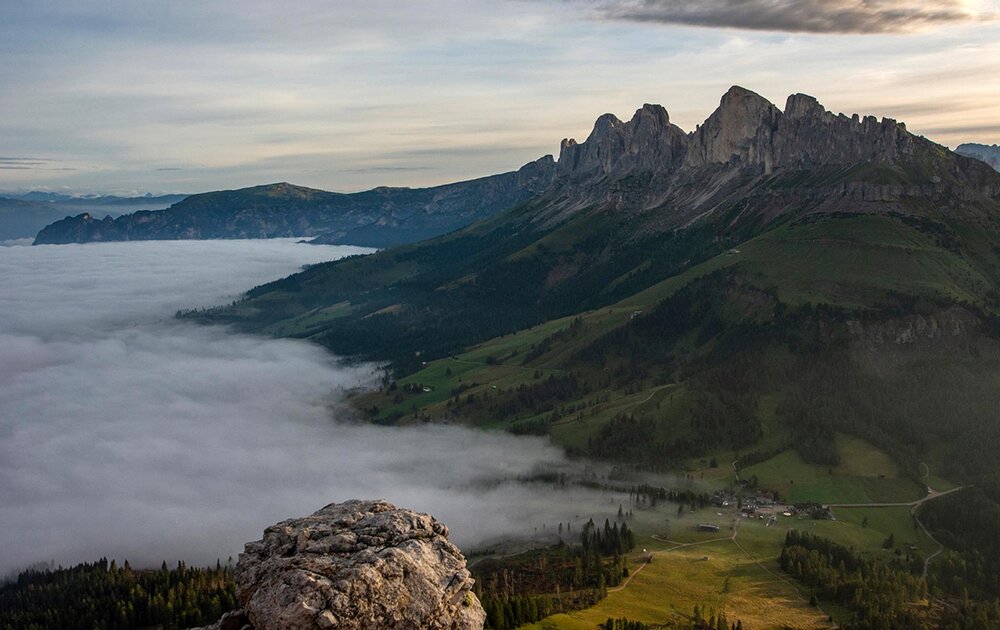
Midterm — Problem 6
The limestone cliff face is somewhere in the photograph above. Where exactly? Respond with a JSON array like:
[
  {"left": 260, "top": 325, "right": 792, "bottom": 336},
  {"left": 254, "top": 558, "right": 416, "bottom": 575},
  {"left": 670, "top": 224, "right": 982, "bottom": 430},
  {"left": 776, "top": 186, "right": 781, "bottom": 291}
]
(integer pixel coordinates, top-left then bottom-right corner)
[
  {"left": 543, "top": 86, "right": 1000, "bottom": 232},
  {"left": 685, "top": 86, "right": 782, "bottom": 169},
  {"left": 193, "top": 500, "right": 485, "bottom": 630},
  {"left": 557, "top": 86, "right": 923, "bottom": 177},
  {"left": 557, "top": 103, "right": 687, "bottom": 179},
  {"left": 846, "top": 307, "right": 980, "bottom": 350}
]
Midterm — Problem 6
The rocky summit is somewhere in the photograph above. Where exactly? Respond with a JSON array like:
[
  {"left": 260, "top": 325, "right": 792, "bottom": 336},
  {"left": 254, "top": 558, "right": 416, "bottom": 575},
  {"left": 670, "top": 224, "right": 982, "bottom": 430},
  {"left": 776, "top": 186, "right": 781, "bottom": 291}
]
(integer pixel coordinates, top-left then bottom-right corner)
[
  {"left": 193, "top": 500, "right": 485, "bottom": 630},
  {"left": 539, "top": 85, "right": 999, "bottom": 230}
]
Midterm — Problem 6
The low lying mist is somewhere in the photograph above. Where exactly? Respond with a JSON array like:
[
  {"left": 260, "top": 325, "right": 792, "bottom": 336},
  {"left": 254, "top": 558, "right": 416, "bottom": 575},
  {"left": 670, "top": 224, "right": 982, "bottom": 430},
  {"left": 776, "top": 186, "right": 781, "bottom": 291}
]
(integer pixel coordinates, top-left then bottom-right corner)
[{"left": 0, "top": 240, "right": 625, "bottom": 576}]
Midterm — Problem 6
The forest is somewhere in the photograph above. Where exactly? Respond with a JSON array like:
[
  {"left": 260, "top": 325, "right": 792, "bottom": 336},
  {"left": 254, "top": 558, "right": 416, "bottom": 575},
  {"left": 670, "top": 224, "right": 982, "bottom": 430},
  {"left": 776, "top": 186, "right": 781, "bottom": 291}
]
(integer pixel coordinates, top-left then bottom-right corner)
[
  {"left": 920, "top": 479, "right": 1000, "bottom": 599},
  {"left": 474, "top": 518, "right": 636, "bottom": 629},
  {"left": 0, "top": 559, "right": 236, "bottom": 630},
  {"left": 780, "top": 530, "right": 1000, "bottom": 630}
]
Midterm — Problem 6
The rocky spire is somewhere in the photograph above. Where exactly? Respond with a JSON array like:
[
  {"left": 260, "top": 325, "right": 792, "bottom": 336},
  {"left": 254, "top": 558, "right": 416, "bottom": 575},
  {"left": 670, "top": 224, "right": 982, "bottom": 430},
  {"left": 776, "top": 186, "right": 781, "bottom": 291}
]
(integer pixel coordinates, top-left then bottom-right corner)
[
  {"left": 552, "top": 85, "right": 932, "bottom": 184},
  {"left": 556, "top": 103, "right": 687, "bottom": 179},
  {"left": 684, "top": 86, "right": 781, "bottom": 171},
  {"left": 783, "top": 93, "right": 828, "bottom": 121}
]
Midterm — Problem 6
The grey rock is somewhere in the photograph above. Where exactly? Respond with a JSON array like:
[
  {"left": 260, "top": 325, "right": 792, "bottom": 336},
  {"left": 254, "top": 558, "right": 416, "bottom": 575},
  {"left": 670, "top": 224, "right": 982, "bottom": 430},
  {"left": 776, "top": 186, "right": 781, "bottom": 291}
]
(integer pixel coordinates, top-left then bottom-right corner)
[
  {"left": 685, "top": 85, "right": 781, "bottom": 170},
  {"left": 541, "top": 85, "right": 1000, "bottom": 232},
  {"left": 846, "top": 307, "right": 980, "bottom": 350},
  {"left": 192, "top": 500, "right": 485, "bottom": 630},
  {"left": 557, "top": 103, "right": 687, "bottom": 179}
]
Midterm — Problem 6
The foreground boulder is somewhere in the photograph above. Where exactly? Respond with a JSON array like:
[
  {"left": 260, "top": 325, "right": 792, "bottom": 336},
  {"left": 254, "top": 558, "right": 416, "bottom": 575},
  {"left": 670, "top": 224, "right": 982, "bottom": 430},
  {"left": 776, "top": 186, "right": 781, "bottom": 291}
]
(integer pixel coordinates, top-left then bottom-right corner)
[{"left": 194, "top": 500, "right": 485, "bottom": 630}]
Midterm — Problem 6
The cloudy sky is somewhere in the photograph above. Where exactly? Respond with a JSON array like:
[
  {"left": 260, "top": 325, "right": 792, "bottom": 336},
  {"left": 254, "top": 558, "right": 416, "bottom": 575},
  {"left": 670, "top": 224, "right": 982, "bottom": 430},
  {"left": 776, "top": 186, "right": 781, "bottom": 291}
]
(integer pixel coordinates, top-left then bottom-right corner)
[{"left": 1, "top": 0, "right": 998, "bottom": 195}]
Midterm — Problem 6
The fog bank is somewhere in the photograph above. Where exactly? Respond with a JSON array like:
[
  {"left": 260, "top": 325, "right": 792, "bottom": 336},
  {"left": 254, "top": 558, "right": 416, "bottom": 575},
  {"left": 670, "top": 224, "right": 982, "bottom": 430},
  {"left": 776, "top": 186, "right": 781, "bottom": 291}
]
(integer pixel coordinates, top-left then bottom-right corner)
[{"left": 0, "top": 240, "right": 613, "bottom": 575}]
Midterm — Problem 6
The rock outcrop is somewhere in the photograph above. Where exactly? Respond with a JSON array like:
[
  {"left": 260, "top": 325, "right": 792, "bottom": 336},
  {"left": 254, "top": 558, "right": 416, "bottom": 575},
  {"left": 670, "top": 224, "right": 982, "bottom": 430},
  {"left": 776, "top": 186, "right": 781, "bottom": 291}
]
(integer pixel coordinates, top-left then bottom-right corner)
[
  {"left": 557, "top": 85, "right": 934, "bottom": 178},
  {"left": 194, "top": 500, "right": 485, "bottom": 630},
  {"left": 846, "top": 307, "right": 980, "bottom": 350},
  {"left": 556, "top": 103, "right": 688, "bottom": 179},
  {"left": 540, "top": 85, "right": 1000, "bottom": 231}
]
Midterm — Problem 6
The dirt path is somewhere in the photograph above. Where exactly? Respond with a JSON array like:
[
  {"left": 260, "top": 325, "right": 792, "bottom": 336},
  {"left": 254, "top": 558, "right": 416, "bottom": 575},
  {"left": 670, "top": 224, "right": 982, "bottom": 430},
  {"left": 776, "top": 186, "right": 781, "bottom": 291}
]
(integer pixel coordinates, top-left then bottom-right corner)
[
  {"left": 549, "top": 383, "right": 674, "bottom": 428},
  {"left": 827, "top": 462, "right": 966, "bottom": 583},
  {"left": 730, "top": 536, "right": 837, "bottom": 628},
  {"left": 912, "top": 502, "right": 945, "bottom": 581},
  {"left": 649, "top": 518, "right": 836, "bottom": 627},
  {"left": 448, "top": 356, "right": 565, "bottom": 374},
  {"left": 631, "top": 384, "right": 673, "bottom": 407},
  {"left": 825, "top": 484, "right": 964, "bottom": 509},
  {"left": 910, "top": 462, "right": 966, "bottom": 582},
  {"left": 608, "top": 556, "right": 652, "bottom": 592}
]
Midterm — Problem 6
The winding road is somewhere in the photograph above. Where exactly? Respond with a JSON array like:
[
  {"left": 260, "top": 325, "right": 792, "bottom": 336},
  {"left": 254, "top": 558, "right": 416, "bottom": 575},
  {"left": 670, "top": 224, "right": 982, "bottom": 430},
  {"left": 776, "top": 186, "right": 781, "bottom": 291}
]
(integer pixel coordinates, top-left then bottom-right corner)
[
  {"left": 826, "top": 463, "right": 965, "bottom": 581},
  {"left": 825, "top": 483, "right": 964, "bottom": 509}
]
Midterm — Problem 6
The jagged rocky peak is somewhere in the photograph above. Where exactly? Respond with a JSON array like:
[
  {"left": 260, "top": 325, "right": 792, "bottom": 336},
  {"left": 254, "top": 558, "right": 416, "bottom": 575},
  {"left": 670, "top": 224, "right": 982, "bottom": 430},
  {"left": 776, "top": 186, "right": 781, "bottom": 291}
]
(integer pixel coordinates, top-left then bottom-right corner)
[
  {"left": 784, "top": 93, "right": 828, "bottom": 121},
  {"left": 194, "top": 500, "right": 485, "bottom": 630},
  {"left": 557, "top": 102, "right": 687, "bottom": 178},
  {"left": 552, "top": 85, "right": 938, "bottom": 182},
  {"left": 686, "top": 85, "right": 781, "bottom": 169}
]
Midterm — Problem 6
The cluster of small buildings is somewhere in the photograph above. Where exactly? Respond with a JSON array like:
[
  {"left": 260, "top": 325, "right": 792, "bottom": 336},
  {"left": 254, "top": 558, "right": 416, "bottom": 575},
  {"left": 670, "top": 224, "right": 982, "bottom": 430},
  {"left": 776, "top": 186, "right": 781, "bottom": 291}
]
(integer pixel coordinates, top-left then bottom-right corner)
[
  {"left": 710, "top": 489, "right": 779, "bottom": 516},
  {"left": 710, "top": 490, "right": 736, "bottom": 508},
  {"left": 739, "top": 491, "right": 778, "bottom": 516}
]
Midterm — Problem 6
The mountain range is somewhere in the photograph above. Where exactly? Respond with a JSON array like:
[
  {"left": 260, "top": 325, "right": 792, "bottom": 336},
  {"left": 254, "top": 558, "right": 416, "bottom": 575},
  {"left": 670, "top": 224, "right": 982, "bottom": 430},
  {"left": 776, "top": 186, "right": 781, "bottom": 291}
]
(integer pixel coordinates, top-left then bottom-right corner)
[
  {"left": 32, "top": 159, "right": 556, "bottom": 247},
  {"left": 0, "top": 192, "right": 187, "bottom": 241},
  {"left": 188, "top": 86, "right": 1000, "bottom": 482},
  {"left": 194, "top": 86, "right": 1000, "bottom": 359},
  {"left": 957, "top": 142, "right": 1000, "bottom": 171}
]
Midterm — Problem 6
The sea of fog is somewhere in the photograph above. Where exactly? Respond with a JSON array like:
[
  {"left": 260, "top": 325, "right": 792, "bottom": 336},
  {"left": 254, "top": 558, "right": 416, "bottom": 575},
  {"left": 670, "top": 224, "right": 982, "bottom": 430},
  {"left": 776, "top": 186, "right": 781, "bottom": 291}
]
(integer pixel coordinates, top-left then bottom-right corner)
[{"left": 0, "top": 238, "right": 620, "bottom": 576}]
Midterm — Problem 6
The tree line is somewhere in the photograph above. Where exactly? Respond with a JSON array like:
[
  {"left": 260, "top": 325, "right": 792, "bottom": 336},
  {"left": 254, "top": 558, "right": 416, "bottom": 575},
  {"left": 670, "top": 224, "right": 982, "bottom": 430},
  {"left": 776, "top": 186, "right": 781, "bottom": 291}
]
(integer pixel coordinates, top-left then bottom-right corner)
[
  {"left": 474, "top": 518, "right": 637, "bottom": 629},
  {"left": 0, "top": 558, "right": 236, "bottom": 630}
]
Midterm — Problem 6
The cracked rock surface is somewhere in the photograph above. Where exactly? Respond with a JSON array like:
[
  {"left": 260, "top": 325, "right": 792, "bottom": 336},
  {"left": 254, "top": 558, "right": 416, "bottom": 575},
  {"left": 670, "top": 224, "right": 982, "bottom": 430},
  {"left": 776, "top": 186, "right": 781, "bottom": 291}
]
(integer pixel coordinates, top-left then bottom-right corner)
[{"left": 193, "top": 500, "right": 485, "bottom": 630}]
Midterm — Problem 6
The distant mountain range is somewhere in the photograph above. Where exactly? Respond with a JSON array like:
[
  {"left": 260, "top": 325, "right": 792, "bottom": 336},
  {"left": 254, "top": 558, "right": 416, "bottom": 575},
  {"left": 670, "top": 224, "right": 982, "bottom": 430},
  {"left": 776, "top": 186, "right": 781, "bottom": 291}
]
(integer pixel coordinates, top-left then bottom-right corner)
[
  {"left": 957, "top": 143, "right": 1000, "bottom": 171},
  {"left": 1, "top": 192, "right": 187, "bottom": 241},
  {"left": 32, "top": 159, "right": 556, "bottom": 247}
]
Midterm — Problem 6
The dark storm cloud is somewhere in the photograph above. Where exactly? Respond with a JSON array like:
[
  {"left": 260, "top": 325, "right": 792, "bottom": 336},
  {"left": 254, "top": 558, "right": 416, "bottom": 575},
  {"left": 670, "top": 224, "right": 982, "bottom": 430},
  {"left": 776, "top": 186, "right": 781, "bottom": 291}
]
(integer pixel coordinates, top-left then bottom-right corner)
[{"left": 594, "top": 0, "right": 986, "bottom": 33}]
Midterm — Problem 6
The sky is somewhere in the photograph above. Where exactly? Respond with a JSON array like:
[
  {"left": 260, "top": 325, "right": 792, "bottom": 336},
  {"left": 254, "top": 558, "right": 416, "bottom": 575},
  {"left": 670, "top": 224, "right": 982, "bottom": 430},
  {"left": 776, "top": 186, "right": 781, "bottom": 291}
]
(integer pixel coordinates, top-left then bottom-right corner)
[
  {"left": 0, "top": 238, "right": 632, "bottom": 575},
  {"left": 1, "top": 0, "right": 998, "bottom": 195}
]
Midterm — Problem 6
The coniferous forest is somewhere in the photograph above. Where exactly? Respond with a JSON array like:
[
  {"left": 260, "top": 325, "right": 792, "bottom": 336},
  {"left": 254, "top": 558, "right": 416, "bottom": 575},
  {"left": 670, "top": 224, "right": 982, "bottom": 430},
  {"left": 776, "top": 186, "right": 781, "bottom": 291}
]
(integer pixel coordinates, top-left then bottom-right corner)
[{"left": 0, "top": 559, "right": 236, "bottom": 630}]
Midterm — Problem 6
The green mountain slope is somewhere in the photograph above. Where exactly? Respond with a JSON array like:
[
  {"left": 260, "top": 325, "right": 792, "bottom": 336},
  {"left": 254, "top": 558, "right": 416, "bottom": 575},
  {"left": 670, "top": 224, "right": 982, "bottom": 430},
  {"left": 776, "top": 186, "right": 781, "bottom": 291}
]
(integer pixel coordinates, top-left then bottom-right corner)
[
  {"left": 355, "top": 219, "right": 1000, "bottom": 478},
  {"left": 191, "top": 87, "right": 1000, "bottom": 479}
]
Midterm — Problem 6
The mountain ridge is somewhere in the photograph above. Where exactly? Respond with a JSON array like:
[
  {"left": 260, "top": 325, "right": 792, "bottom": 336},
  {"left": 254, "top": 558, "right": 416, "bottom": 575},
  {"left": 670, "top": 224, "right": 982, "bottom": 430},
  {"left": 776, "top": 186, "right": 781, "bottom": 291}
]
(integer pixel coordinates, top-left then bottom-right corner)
[
  {"left": 190, "top": 86, "right": 1000, "bottom": 377},
  {"left": 33, "top": 157, "right": 556, "bottom": 247},
  {"left": 538, "top": 86, "right": 998, "bottom": 232},
  {"left": 956, "top": 142, "right": 1000, "bottom": 171},
  {"left": 1, "top": 193, "right": 188, "bottom": 241},
  {"left": 34, "top": 87, "right": 999, "bottom": 248}
]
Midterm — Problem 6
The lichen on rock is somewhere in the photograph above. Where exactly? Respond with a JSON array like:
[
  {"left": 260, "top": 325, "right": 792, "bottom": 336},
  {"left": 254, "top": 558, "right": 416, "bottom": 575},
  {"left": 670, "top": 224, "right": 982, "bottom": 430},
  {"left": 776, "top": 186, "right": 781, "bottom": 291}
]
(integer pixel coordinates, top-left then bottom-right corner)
[{"left": 192, "top": 500, "right": 485, "bottom": 630}]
